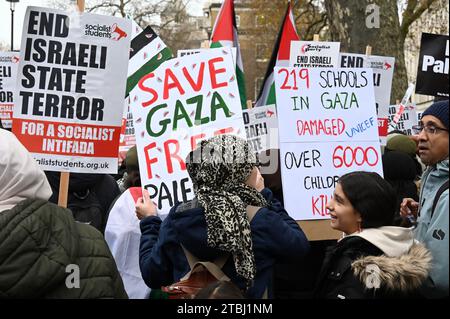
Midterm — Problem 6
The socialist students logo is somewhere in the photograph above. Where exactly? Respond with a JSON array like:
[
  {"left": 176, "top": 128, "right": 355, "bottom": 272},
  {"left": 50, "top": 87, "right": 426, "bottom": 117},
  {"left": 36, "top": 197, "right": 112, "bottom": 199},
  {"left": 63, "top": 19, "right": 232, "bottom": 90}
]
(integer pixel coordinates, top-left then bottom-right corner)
[
  {"left": 84, "top": 23, "right": 128, "bottom": 41},
  {"left": 111, "top": 23, "right": 127, "bottom": 41}
]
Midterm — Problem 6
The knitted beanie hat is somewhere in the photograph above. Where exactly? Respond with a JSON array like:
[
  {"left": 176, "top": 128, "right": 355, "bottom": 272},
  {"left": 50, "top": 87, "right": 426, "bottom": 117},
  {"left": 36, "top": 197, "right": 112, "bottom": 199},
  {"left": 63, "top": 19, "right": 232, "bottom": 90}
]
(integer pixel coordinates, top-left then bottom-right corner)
[{"left": 422, "top": 100, "right": 449, "bottom": 129}]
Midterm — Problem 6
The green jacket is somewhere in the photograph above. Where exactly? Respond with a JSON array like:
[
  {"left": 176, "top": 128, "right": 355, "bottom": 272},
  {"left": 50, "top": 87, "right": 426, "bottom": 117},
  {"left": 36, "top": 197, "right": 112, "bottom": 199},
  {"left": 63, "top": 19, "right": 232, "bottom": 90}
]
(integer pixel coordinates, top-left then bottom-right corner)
[{"left": 0, "top": 199, "right": 128, "bottom": 299}]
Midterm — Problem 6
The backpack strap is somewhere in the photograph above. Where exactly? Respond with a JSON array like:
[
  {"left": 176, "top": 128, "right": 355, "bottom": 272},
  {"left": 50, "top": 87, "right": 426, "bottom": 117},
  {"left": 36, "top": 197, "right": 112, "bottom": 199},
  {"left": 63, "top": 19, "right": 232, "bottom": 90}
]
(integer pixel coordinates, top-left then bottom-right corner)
[
  {"left": 180, "top": 206, "right": 261, "bottom": 271},
  {"left": 246, "top": 205, "right": 261, "bottom": 223},
  {"left": 180, "top": 245, "right": 230, "bottom": 282},
  {"left": 431, "top": 180, "right": 449, "bottom": 219},
  {"left": 181, "top": 245, "right": 229, "bottom": 270}
]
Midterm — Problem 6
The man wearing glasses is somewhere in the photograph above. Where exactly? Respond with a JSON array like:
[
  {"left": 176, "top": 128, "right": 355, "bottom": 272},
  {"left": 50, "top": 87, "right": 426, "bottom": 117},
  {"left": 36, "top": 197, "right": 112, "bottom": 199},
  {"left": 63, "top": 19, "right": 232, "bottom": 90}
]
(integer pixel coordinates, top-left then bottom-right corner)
[{"left": 401, "top": 99, "right": 449, "bottom": 298}]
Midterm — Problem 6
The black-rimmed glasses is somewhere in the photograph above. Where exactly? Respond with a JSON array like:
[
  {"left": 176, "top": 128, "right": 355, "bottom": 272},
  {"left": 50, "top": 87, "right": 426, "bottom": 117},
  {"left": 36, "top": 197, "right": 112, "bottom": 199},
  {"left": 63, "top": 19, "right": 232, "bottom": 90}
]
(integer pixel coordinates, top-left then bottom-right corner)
[{"left": 412, "top": 124, "right": 449, "bottom": 135}]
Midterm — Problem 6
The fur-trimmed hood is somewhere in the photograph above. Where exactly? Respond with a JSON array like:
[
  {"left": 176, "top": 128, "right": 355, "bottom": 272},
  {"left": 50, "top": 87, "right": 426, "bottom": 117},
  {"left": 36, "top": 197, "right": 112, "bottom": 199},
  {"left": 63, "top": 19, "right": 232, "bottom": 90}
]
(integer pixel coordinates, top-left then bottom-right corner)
[{"left": 351, "top": 227, "right": 432, "bottom": 293}]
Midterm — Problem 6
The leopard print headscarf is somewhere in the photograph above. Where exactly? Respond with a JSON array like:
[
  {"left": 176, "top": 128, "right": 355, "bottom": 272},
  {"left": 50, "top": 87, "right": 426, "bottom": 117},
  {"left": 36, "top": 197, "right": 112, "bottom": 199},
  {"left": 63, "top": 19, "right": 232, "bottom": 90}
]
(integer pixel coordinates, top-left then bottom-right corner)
[{"left": 186, "top": 135, "right": 267, "bottom": 283}]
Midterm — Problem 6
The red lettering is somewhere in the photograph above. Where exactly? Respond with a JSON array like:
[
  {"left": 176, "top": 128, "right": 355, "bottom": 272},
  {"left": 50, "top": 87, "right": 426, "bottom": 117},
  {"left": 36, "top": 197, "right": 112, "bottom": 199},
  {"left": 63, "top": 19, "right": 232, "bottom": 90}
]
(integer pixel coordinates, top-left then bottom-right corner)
[
  {"left": 209, "top": 57, "right": 227, "bottom": 89},
  {"left": 214, "top": 127, "right": 234, "bottom": 136},
  {"left": 138, "top": 73, "right": 158, "bottom": 108},
  {"left": 278, "top": 68, "right": 291, "bottom": 90},
  {"left": 163, "top": 68, "right": 185, "bottom": 100},
  {"left": 312, "top": 194, "right": 330, "bottom": 217},
  {"left": 182, "top": 62, "right": 205, "bottom": 92},
  {"left": 297, "top": 118, "right": 345, "bottom": 136},
  {"left": 354, "top": 146, "right": 365, "bottom": 166},
  {"left": 279, "top": 68, "right": 310, "bottom": 90},
  {"left": 312, "top": 196, "right": 321, "bottom": 215},
  {"left": 144, "top": 142, "right": 158, "bottom": 179},
  {"left": 190, "top": 133, "right": 206, "bottom": 151},
  {"left": 164, "top": 139, "right": 186, "bottom": 174},
  {"left": 299, "top": 68, "right": 310, "bottom": 89},
  {"left": 343, "top": 146, "right": 353, "bottom": 167},
  {"left": 332, "top": 146, "right": 380, "bottom": 168}
]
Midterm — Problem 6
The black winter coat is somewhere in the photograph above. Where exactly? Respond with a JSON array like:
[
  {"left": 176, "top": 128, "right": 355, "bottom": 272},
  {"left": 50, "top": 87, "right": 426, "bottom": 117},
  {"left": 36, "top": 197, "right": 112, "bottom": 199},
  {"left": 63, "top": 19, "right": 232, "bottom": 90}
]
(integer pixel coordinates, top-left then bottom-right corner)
[{"left": 314, "top": 236, "right": 430, "bottom": 299}]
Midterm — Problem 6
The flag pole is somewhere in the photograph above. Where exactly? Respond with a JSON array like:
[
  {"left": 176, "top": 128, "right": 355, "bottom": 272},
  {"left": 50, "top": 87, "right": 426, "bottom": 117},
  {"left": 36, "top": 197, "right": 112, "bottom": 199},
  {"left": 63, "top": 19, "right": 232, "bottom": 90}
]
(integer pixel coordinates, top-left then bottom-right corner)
[{"left": 77, "top": 0, "right": 85, "bottom": 11}]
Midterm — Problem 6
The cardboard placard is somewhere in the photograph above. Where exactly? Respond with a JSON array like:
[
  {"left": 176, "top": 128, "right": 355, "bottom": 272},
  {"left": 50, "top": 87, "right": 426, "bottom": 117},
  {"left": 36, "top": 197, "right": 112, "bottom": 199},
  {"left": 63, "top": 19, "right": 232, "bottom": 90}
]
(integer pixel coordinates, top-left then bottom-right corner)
[
  {"left": 274, "top": 67, "right": 383, "bottom": 221},
  {"left": 243, "top": 104, "right": 278, "bottom": 154},
  {"left": 0, "top": 52, "right": 19, "bottom": 129},
  {"left": 130, "top": 48, "right": 246, "bottom": 216},
  {"left": 416, "top": 33, "right": 449, "bottom": 98},
  {"left": 118, "top": 98, "right": 136, "bottom": 165},
  {"left": 290, "top": 41, "right": 340, "bottom": 68},
  {"left": 12, "top": 7, "right": 131, "bottom": 174},
  {"left": 379, "top": 103, "right": 418, "bottom": 136}
]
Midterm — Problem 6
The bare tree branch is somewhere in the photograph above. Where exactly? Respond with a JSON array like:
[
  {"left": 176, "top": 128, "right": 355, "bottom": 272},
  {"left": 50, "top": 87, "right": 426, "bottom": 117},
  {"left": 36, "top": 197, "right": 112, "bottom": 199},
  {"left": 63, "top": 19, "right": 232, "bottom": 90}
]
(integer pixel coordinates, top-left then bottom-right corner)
[{"left": 401, "top": 0, "right": 438, "bottom": 38}]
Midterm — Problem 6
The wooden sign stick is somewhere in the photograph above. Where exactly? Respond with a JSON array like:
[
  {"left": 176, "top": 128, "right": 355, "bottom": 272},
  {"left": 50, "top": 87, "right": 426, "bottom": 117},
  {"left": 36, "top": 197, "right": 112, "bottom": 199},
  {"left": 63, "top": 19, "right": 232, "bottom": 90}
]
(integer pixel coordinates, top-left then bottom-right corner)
[
  {"left": 77, "top": 0, "right": 85, "bottom": 12},
  {"left": 58, "top": 0, "right": 85, "bottom": 208},
  {"left": 365, "top": 45, "right": 372, "bottom": 56}
]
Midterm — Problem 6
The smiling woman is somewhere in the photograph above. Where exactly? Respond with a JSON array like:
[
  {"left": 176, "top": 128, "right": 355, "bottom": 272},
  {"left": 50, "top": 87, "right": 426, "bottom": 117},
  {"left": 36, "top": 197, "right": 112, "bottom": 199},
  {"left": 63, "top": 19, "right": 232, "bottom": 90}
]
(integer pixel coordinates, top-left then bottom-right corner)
[
  {"left": 328, "top": 171, "right": 397, "bottom": 234},
  {"left": 314, "top": 171, "right": 432, "bottom": 299}
]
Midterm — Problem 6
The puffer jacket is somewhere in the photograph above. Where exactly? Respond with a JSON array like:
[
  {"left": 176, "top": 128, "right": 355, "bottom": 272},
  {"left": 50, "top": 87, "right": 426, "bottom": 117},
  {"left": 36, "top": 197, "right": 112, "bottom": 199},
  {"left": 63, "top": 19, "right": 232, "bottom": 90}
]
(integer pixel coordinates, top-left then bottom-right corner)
[
  {"left": 0, "top": 199, "right": 128, "bottom": 299},
  {"left": 139, "top": 188, "right": 310, "bottom": 299},
  {"left": 414, "top": 159, "right": 449, "bottom": 298},
  {"left": 314, "top": 227, "right": 431, "bottom": 299}
]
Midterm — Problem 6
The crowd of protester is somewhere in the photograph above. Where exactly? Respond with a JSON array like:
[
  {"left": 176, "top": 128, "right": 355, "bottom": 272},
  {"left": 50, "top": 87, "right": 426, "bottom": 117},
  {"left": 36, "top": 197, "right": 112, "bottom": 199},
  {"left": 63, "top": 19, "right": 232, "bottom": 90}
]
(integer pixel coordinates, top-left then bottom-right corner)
[{"left": 0, "top": 100, "right": 448, "bottom": 299}]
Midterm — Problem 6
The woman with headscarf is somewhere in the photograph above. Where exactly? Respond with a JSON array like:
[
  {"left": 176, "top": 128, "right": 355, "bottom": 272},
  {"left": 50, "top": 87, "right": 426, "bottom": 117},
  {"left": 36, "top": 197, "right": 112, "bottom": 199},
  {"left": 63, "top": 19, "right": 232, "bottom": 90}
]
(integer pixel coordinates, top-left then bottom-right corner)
[
  {"left": 138, "top": 135, "right": 310, "bottom": 299},
  {"left": 0, "top": 129, "right": 127, "bottom": 298}
]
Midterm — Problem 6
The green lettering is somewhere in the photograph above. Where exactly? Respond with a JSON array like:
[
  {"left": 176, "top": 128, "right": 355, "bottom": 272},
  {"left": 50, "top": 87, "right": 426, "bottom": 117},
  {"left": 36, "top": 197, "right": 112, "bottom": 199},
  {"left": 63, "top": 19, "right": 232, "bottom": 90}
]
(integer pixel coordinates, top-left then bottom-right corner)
[
  {"left": 211, "top": 92, "right": 231, "bottom": 122},
  {"left": 190, "top": 95, "right": 208, "bottom": 125},
  {"left": 350, "top": 92, "right": 359, "bottom": 108},
  {"left": 173, "top": 99, "right": 192, "bottom": 131},
  {"left": 335, "top": 93, "right": 343, "bottom": 109},
  {"left": 146, "top": 103, "right": 170, "bottom": 137}
]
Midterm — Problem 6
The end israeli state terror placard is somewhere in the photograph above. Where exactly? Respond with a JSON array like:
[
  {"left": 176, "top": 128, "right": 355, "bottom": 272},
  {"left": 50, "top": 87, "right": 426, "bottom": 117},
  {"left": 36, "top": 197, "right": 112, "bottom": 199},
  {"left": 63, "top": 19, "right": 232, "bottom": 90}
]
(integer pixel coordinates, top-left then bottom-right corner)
[
  {"left": 416, "top": 33, "right": 449, "bottom": 97},
  {"left": 12, "top": 7, "right": 131, "bottom": 173},
  {"left": 290, "top": 41, "right": 340, "bottom": 68},
  {"left": 378, "top": 103, "right": 418, "bottom": 136},
  {"left": 0, "top": 52, "right": 19, "bottom": 129},
  {"left": 243, "top": 105, "right": 278, "bottom": 154},
  {"left": 130, "top": 48, "right": 246, "bottom": 216},
  {"left": 274, "top": 67, "right": 383, "bottom": 221}
]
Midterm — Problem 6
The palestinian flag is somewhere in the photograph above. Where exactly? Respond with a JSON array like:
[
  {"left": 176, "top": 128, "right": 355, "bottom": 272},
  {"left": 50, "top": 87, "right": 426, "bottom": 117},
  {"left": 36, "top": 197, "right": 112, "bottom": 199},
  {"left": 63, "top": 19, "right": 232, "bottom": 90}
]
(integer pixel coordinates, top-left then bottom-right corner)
[
  {"left": 211, "top": 0, "right": 247, "bottom": 109},
  {"left": 126, "top": 26, "right": 173, "bottom": 97},
  {"left": 130, "top": 18, "right": 143, "bottom": 37},
  {"left": 255, "top": 1, "right": 299, "bottom": 107},
  {"left": 119, "top": 26, "right": 172, "bottom": 164}
]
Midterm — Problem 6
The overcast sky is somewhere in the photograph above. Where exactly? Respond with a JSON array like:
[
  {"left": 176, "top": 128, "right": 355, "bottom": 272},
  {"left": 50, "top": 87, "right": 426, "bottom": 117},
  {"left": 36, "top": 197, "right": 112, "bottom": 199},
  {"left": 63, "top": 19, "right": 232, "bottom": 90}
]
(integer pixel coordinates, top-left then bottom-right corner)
[{"left": 0, "top": 0, "right": 206, "bottom": 51}]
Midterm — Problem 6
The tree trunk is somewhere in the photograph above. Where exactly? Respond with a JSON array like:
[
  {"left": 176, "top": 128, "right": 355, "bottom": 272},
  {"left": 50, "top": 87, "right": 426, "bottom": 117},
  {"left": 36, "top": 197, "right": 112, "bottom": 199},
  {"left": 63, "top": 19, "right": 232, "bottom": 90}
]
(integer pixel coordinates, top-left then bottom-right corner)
[{"left": 324, "top": 0, "right": 408, "bottom": 102}]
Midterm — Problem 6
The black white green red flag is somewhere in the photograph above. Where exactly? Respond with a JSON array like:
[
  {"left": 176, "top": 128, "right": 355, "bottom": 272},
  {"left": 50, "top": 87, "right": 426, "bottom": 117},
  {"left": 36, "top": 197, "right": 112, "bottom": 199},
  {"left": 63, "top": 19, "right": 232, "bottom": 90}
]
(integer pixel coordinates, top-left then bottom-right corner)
[
  {"left": 126, "top": 26, "right": 173, "bottom": 97},
  {"left": 255, "top": 1, "right": 299, "bottom": 107},
  {"left": 210, "top": 0, "right": 247, "bottom": 109}
]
